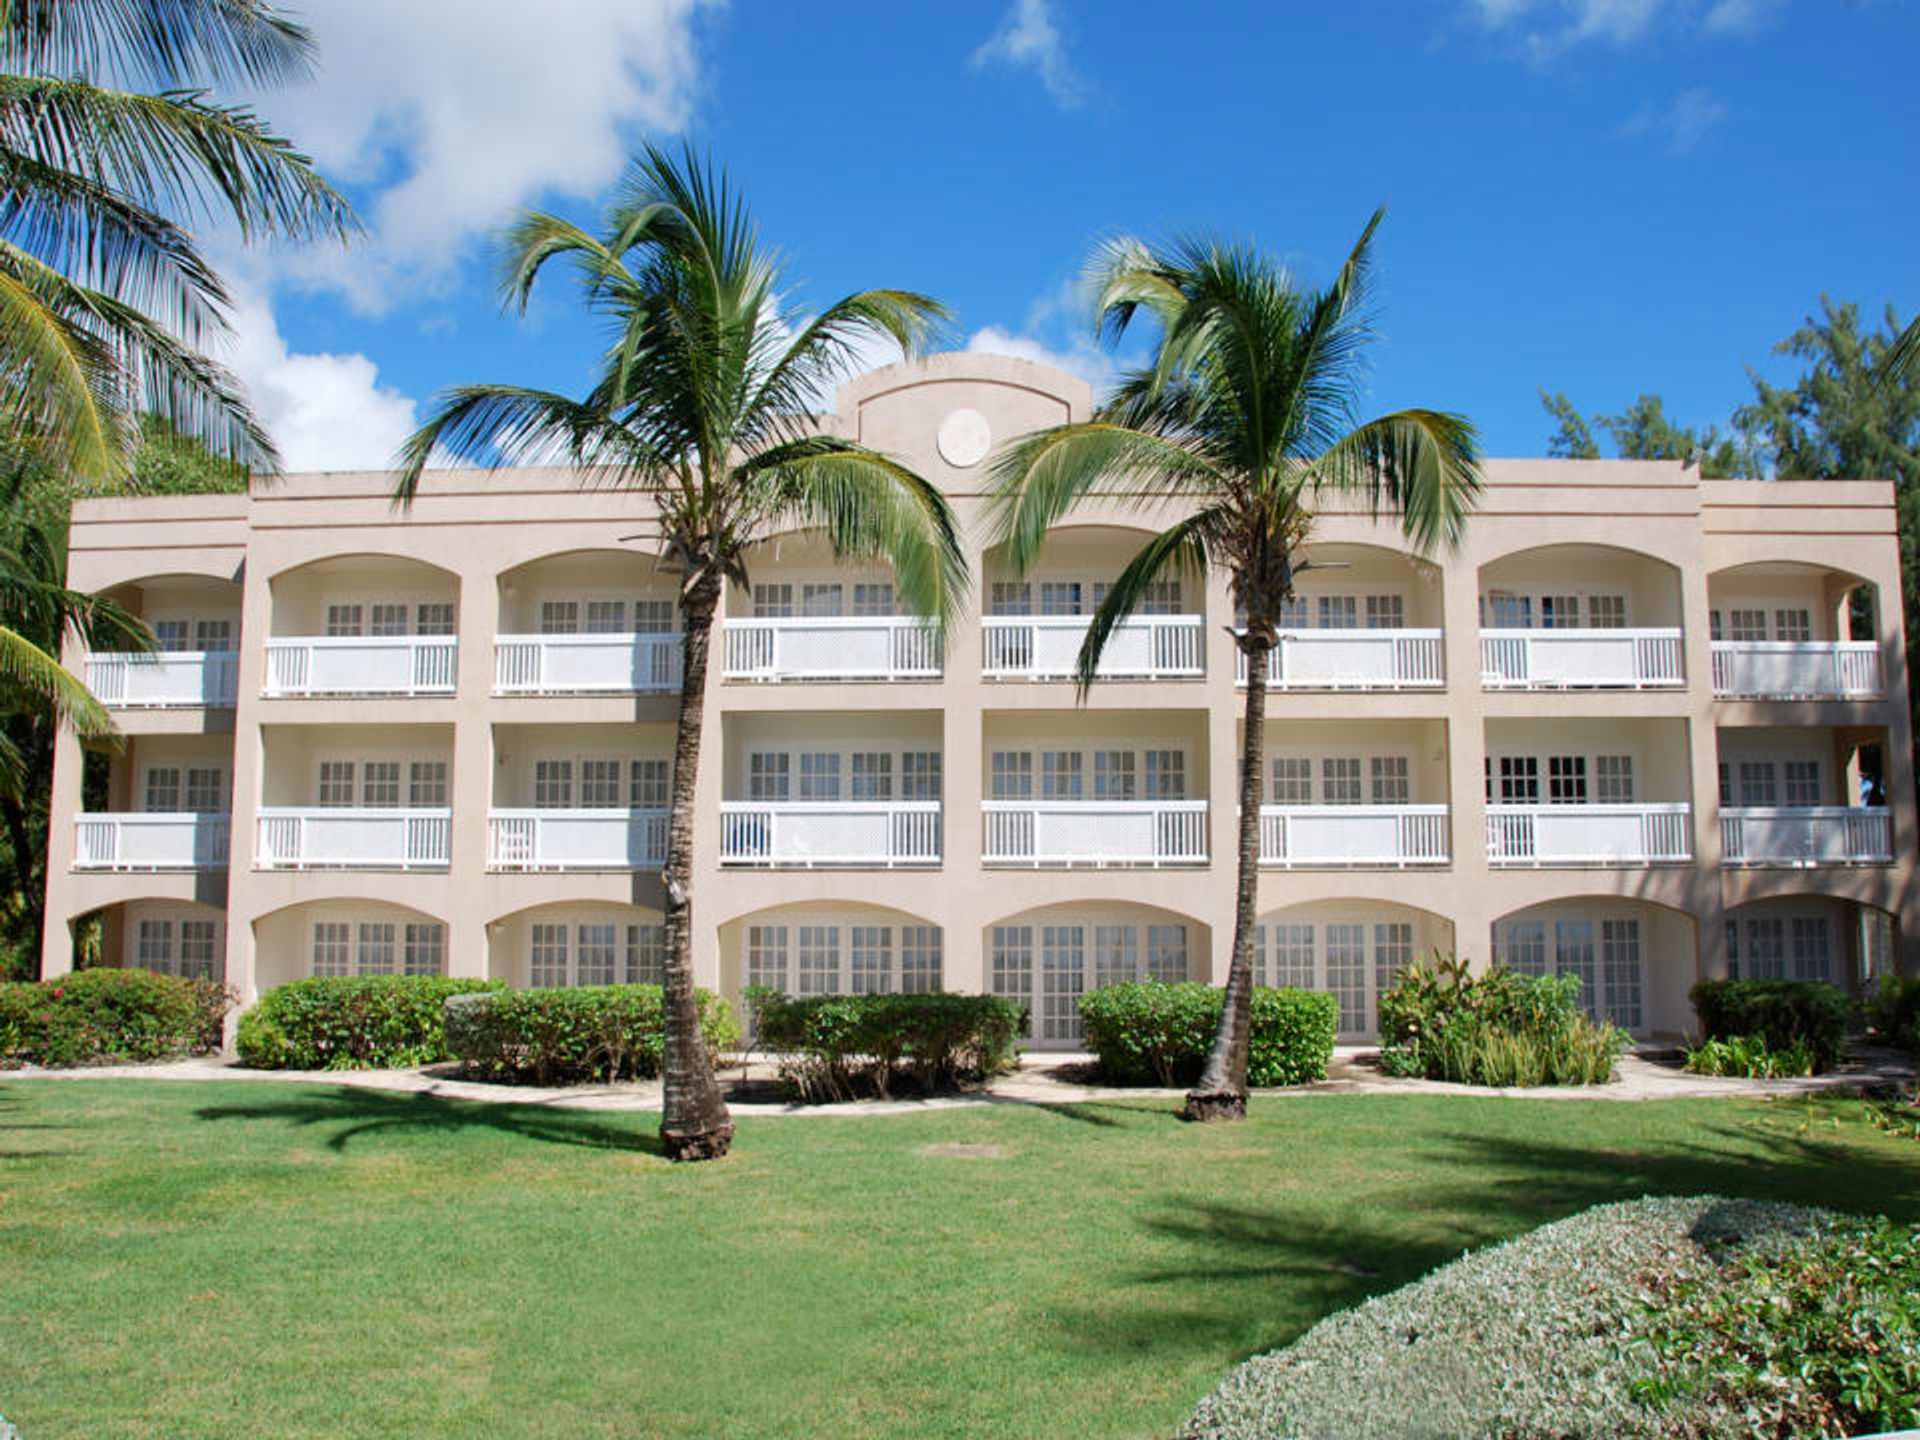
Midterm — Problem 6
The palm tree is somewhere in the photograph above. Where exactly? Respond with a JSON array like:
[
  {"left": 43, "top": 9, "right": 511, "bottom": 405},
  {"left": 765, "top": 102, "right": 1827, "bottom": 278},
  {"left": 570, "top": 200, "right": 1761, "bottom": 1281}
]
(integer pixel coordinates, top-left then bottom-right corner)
[
  {"left": 988, "top": 211, "right": 1482, "bottom": 1121},
  {"left": 393, "top": 145, "right": 968, "bottom": 1161},
  {"left": 0, "top": 0, "right": 356, "bottom": 481}
]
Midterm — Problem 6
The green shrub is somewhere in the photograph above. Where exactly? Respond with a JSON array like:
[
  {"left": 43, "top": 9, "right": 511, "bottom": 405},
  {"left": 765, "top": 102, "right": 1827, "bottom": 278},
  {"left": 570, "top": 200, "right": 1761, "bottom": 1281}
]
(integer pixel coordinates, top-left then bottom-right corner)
[
  {"left": 236, "top": 976, "right": 501, "bottom": 1070},
  {"left": 1377, "top": 953, "right": 1627, "bottom": 1086},
  {"left": 1689, "top": 978, "right": 1847, "bottom": 1071},
  {"left": 1865, "top": 975, "right": 1920, "bottom": 1056},
  {"left": 444, "top": 985, "right": 740, "bottom": 1085},
  {"left": 1077, "top": 983, "right": 1338, "bottom": 1088},
  {"left": 1632, "top": 1215, "right": 1920, "bottom": 1437},
  {"left": 753, "top": 992, "right": 1022, "bottom": 1101},
  {"left": 1682, "top": 1032, "right": 1817, "bottom": 1078},
  {"left": 0, "top": 968, "right": 232, "bottom": 1067}
]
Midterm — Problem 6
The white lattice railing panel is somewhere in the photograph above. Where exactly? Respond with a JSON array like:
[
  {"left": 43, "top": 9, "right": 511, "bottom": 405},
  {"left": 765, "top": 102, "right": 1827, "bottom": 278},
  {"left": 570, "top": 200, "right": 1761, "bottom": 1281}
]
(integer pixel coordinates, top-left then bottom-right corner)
[
  {"left": 255, "top": 808, "right": 452, "bottom": 869},
  {"left": 1236, "top": 631, "right": 1444, "bottom": 690},
  {"left": 721, "top": 617, "right": 941, "bottom": 681},
  {"left": 982, "top": 800, "right": 1209, "bottom": 866},
  {"left": 73, "top": 813, "right": 230, "bottom": 870},
  {"left": 1479, "top": 628, "right": 1684, "bottom": 689},
  {"left": 982, "top": 616, "right": 1204, "bottom": 680},
  {"left": 718, "top": 802, "right": 941, "bottom": 867},
  {"left": 86, "top": 651, "right": 240, "bottom": 708},
  {"left": 1486, "top": 803, "right": 1692, "bottom": 865},
  {"left": 492, "top": 633, "right": 683, "bottom": 694},
  {"left": 1720, "top": 806, "right": 1892, "bottom": 866},
  {"left": 1709, "top": 641, "right": 1883, "bottom": 700},
  {"left": 264, "top": 637, "right": 458, "bottom": 697},
  {"left": 487, "top": 809, "right": 669, "bottom": 869},
  {"left": 1258, "top": 805, "right": 1450, "bottom": 866}
]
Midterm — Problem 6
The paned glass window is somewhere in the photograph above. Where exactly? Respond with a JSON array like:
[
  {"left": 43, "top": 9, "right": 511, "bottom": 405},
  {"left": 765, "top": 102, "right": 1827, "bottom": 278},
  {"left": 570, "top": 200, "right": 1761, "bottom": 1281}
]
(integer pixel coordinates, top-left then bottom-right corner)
[
  {"left": 317, "top": 761, "right": 356, "bottom": 807},
  {"left": 324, "top": 604, "right": 363, "bottom": 637},
  {"left": 370, "top": 604, "right": 409, "bottom": 637},
  {"left": 1324, "top": 924, "right": 1367, "bottom": 1032},
  {"left": 1145, "top": 750, "right": 1185, "bottom": 800},
  {"left": 1743, "top": 917, "right": 1786, "bottom": 980},
  {"left": 409, "top": 761, "right": 447, "bottom": 808},
  {"left": 746, "top": 925, "right": 789, "bottom": 992},
  {"left": 137, "top": 918, "right": 174, "bottom": 972},
  {"left": 1595, "top": 755, "right": 1634, "bottom": 804},
  {"left": 356, "top": 922, "right": 396, "bottom": 976},
  {"left": 539, "top": 601, "right": 579, "bottom": 635},
  {"left": 1601, "top": 919, "right": 1643, "bottom": 1029},
  {"left": 630, "top": 759, "right": 669, "bottom": 808},
  {"left": 1738, "top": 761, "right": 1778, "bottom": 808},
  {"left": 1774, "top": 609, "right": 1811, "bottom": 642},
  {"left": 1498, "top": 920, "right": 1548, "bottom": 976},
  {"left": 989, "top": 581, "right": 1032, "bottom": 616},
  {"left": 575, "top": 924, "right": 618, "bottom": 986},
  {"left": 852, "top": 583, "right": 895, "bottom": 617},
  {"left": 185, "top": 767, "right": 223, "bottom": 811},
  {"left": 179, "top": 920, "right": 220, "bottom": 980},
  {"left": 585, "top": 600, "right": 627, "bottom": 633},
  {"left": 627, "top": 925, "right": 666, "bottom": 985},
  {"left": 1140, "top": 580, "right": 1183, "bottom": 615},
  {"left": 1789, "top": 916, "right": 1831, "bottom": 982},
  {"left": 1499, "top": 755, "right": 1540, "bottom": 804},
  {"left": 415, "top": 602, "right": 455, "bottom": 636},
  {"left": 1783, "top": 760, "right": 1821, "bottom": 807},
  {"left": 1271, "top": 757, "right": 1312, "bottom": 805},
  {"left": 1321, "top": 757, "right": 1363, "bottom": 805},
  {"left": 1365, "top": 594, "right": 1405, "bottom": 629},
  {"left": 144, "top": 767, "right": 182, "bottom": 811},
  {"left": 851, "top": 752, "right": 893, "bottom": 801},
  {"left": 1484, "top": 592, "right": 1531, "bottom": 628},
  {"left": 798, "top": 752, "right": 841, "bottom": 801},
  {"left": 753, "top": 584, "right": 792, "bottom": 618},
  {"left": 851, "top": 926, "right": 893, "bottom": 994},
  {"left": 1092, "top": 925, "right": 1137, "bottom": 989},
  {"left": 1041, "top": 751, "right": 1083, "bottom": 799},
  {"left": 990, "top": 751, "right": 1033, "bottom": 800},
  {"left": 1553, "top": 919, "right": 1598, "bottom": 1018},
  {"left": 153, "top": 619, "right": 191, "bottom": 651},
  {"left": 1374, "top": 923, "right": 1413, "bottom": 1014},
  {"left": 360, "top": 761, "right": 401, "bottom": 808},
  {"left": 899, "top": 926, "right": 942, "bottom": 993},
  {"left": 1318, "top": 595, "right": 1358, "bottom": 629},
  {"left": 990, "top": 926, "right": 1034, "bottom": 1034},
  {"left": 901, "top": 752, "right": 942, "bottom": 801},
  {"left": 1094, "top": 750, "right": 1136, "bottom": 800},
  {"left": 1039, "top": 581, "right": 1082, "bottom": 616},
  {"left": 579, "top": 759, "right": 622, "bottom": 808},
  {"left": 1727, "top": 609, "right": 1767, "bottom": 643},
  {"left": 534, "top": 760, "right": 574, "bottom": 809},
  {"left": 530, "top": 924, "right": 569, "bottom": 986},
  {"left": 748, "top": 752, "right": 790, "bottom": 802},
  {"left": 403, "top": 922, "right": 444, "bottom": 977},
  {"left": 632, "top": 600, "right": 676, "bottom": 633},
  {"left": 801, "top": 583, "right": 842, "bottom": 617},
  {"left": 1547, "top": 755, "right": 1587, "bottom": 805},
  {"left": 1369, "top": 756, "right": 1409, "bottom": 805},
  {"left": 311, "top": 921, "right": 350, "bottom": 977},
  {"left": 1040, "top": 925, "right": 1086, "bottom": 1041},
  {"left": 1587, "top": 595, "right": 1627, "bottom": 628},
  {"left": 1272, "top": 924, "right": 1315, "bottom": 989},
  {"left": 797, "top": 925, "right": 840, "bottom": 995},
  {"left": 194, "top": 619, "right": 233, "bottom": 650},
  {"left": 1540, "top": 595, "right": 1581, "bottom": 629},
  {"left": 1146, "top": 925, "right": 1187, "bottom": 984}
]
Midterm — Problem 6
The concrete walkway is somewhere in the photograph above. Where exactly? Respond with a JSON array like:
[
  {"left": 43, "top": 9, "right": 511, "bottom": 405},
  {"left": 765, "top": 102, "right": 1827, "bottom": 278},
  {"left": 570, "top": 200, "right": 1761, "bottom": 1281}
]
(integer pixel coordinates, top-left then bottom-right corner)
[{"left": 8, "top": 1046, "right": 1913, "bottom": 1118}]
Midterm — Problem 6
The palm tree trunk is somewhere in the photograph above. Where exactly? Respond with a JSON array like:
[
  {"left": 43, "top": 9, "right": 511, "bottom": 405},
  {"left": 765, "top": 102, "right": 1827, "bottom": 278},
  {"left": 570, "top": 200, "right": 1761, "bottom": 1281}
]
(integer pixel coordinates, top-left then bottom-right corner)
[
  {"left": 1183, "top": 631, "right": 1270, "bottom": 1121},
  {"left": 657, "top": 574, "right": 734, "bottom": 1161}
]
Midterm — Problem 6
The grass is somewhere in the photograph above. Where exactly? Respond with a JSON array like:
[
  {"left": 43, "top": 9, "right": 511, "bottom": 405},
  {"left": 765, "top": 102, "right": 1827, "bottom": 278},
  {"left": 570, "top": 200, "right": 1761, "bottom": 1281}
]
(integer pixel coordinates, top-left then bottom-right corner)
[{"left": 2, "top": 1083, "right": 1918, "bottom": 1440}]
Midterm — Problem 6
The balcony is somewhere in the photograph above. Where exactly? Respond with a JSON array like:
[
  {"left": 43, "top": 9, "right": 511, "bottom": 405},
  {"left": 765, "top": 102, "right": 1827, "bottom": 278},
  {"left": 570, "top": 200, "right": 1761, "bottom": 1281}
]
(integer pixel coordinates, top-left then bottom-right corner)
[
  {"left": 488, "top": 809, "right": 669, "bottom": 870},
  {"left": 982, "top": 616, "right": 1204, "bottom": 681},
  {"left": 1720, "top": 807, "right": 1893, "bottom": 867},
  {"left": 264, "top": 637, "right": 458, "bottom": 698},
  {"left": 1486, "top": 804, "right": 1692, "bottom": 866},
  {"left": 494, "top": 633, "right": 683, "bottom": 695},
  {"left": 1479, "top": 629, "right": 1684, "bottom": 690},
  {"left": 718, "top": 802, "right": 941, "bottom": 867},
  {"left": 1710, "top": 642, "right": 1883, "bottom": 701},
  {"left": 1258, "top": 805, "right": 1449, "bottom": 867},
  {"left": 255, "top": 808, "right": 451, "bottom": 869},
  {"left": 1237, "top": 631, "right": 1444, "bottom": 690},
  {"left": 73, "top": 813, "right": 230, "bottom": 870},
  {"left": 982, "top": 800, "right": 1209, "bottom": 867},
  {"left": 722, "top": 617, "right": 940, "bottom": 682},
  {"left": 86, "top": 651, "right": 238, "bottom": 708}
]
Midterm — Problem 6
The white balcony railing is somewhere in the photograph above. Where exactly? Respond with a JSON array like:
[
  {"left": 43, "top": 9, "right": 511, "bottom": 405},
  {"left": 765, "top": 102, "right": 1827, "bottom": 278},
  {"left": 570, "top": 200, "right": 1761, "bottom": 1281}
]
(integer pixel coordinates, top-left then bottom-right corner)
[
  {"left": 1258, "top": 805, "right": 1449, "bottom": 867},
  {"left": 722, "top": 617, "right": 940, "bottom": 682},
  {"left": 1236, "top": 631, "right": 1445, "bottom": 690},
  {"left": 982, "top": 615, "right": 1204, "bottom": 680},
  {"left": 718, "top": 802, "right": 941, "bottom": 867},
  {"left": 73, "top": 813, "right": 230, "bottom": 870},
  {"left": 1720, "top": 807, "right": 1893, "bottom": 867},
  {"left": 255, "top": 808, "right": 451, "bottom": 869},
  {"left": 1486, "top": 803, "right": 1693, "bottom": 865},
  {"left": 982, "top": 800, "right": 1209, "bottom": 866},
  {"left": 493, "top": 632, "right": 683, "bottom": 695},
  {"left": 488, "top": 809, "right": 669, "bottom": 870},
  {"left": 264, "top": 637, "right": 457, "bottom": 697},
  {"left": 1479, "top": 628, "right": 1684, "bottom": 689},
  {"left": 87, "top": 650, "right": 240, "bottom": 709},
  {"left": 1710, "top": 642, "right": 1884, "bottom": 700}
]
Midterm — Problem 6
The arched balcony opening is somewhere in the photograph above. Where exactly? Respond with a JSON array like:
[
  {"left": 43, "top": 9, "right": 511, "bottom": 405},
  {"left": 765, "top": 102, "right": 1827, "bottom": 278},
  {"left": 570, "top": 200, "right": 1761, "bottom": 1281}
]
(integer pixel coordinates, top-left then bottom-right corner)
[
  {"left": 982, "top": 900, "right": 1212, "bottom": 1047},
  {"left": 265, "top": 554, "right": 461, "bottom": 698},
  {"left": 81, "top": 897, "right": 229, "bottom": 981},
  {"left": 1254, "top": 899, "right": 1455, "bottom": 1040},
  {"left": 494, "top": 548, "right": 684, "bottom": 696},
  {"left": 1491, "top": 896, "right": 1697, "bottom": 1037},
  {"left": 1477, "top": 544, "right": 1685, "bottom": 690},
  {"left": 485, "top": 900, "right": 667, "bottom": 988},
  {"left": 88, "top": 572, "right": 243, "bottom": 709},
  {"left": 721, "top": 529, "right": 940, "bottom": 683},
  {"left": 1716, "top": 725, "right": 1894, "bottom": 869},
  {"left": 252, "top": 897, "right": 450, "bottom": 991},
  {"left": 1707, "top": 561, "right": 1884, "bottom": 700},
  {"left": 718, "top": 900, "right": 945, "bottom": 1002},
  {"left": 1237, "top": 541, "right": 1445, "bottom": 691}
]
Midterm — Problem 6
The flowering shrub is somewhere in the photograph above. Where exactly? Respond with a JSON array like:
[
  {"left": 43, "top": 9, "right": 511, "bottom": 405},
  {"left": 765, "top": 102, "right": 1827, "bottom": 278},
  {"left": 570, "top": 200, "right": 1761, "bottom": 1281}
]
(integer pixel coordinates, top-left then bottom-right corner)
[
  {"left": 236, "top": 976, "right": 501, "bottom": 1070},
  {"left": 1077, "top": 983, "right": 1338, "bottom": 1088},
  {"left": 444, "top": 985, "right": 739, "bottom": 1085},
  {"left": 0, "top": 968, "right": 232, "bottom": 1067},
  {"left": 1377, "top": 952, "right": 1625, "bottom": 1086}
]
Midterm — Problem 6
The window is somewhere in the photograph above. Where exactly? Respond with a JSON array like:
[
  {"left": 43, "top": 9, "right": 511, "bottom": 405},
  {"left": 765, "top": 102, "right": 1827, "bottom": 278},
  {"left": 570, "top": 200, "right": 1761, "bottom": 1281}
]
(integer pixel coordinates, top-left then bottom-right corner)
[
  {"left": 534, "top": 760, "right": 573, "bottom": 809},
  {"left": 632, "top": 600, "right": 675, "bottom": 633},
  {"left": 1271, "top": 757, "right": 1312, "bottom": 805},
  {"left": 1484, "top": 592, "right": 1531, "bottom": 628},
  {"left": 1710, "top": 610, "right": 1724, "bottom": 641},
  {"left": 1553, "top": 920, "right": 1598, "bottom": 1019},
  {"left": 1587, "top": 595, "right": 1627, "bottom": 629},
  {"left": 137, "top": 918, "right": 174, "bottom": 972},
  {"left": 1595, "top": 755, "right": 1634, "bottom": 804},
  {"left": 900, "top": 926, "right": 942, "bottom": 993},
  {"left": 1727, "top": 609, "right": 1767, "bottom": 643},
  {"left": 179, "top": 920, "right": 220, "bottom": 980},
  {"left": 185, "top": 768, "right": 223, "bottom": 811},
  {"left": 576, "top": 924, "right": 618, "bottom": 985},
  {"left": 753, "top": 584, "right": 792, "bottom": 618},
  {"left": 1141, "top": 580, "right": 1183, "bottom": 615},
  {"left": 1737, "top": 761, "right": 1777, "bottom": 808},
  {"left": 746, "top": 925, "right": 788, "bottom": 992},
  {"left": 989, "top": 581, "right": 1032, "bottom": 616},
  {"left": 748, "top": 752, "right": 789, "bottom": 802},
  {"left": 1547, "top": 755, "right": 1588, "bottom": 805},
  {"left": 627, "top": 925, "right": 666, "bottom": 985},
  {"left": 797, "top": 925, "right": 839, "bottom": 995},
  {"left": 1147, "top": 925, "right": 1187, "bottom": 984},
  {"left": 530, "top": 924, "right": 569, "bottom": 986},
  {"left": 1783, "top": 760, "right": 1821, "bottom": 807},
  {"left": 990, "top": 926, "right": 1034, "bottom": 1030},
  {"left": 1601, "top": 919, "right": 1643, "bottom": 1029},
  {"left": 539, "top": 600, "right": 579, "bottom": 635},
  {"left": 630, "top": 759, "right": 669, "bottom": 808},
  {"left": 1039, "top": 925, "right": 1085, "bottom": 1041},
  {"left": 370, "top": 604, "right": 410, "bottom": 637},
  {"left": 415, "top": 603, "right": 455, "bottom": 636},
  {"left": 1324, "top": 924, "right": 1367, "bottom": 1032},
  {"left": 1369, "top": 757, "right": 1409, "bottom": 806},
  {"left": 850, "top": 752, "right": 892, "bottom": 801},
  {"left": 1318, "top": 595, "right": 1358, "bottom": 629},
  {"left": 1789, "top": 916, "right": 1831, "bottom": 982},
  {"left": 1718, "top": 762, "right": 1731, "bottom": 807},
  {"left": 1278, "top": 595, "right": 1310, "bottom": 628},
  {"left": 1145, "top": 750, "right": 1186, "bottom": 800},
  {"left": 143, "top": 767, "right": 182, "bottom": 811},
  {"left": 403, "top": 922, "right": 443, "bottom": 977},
  {"left": 580, "top": 759, "right": 622, "bottom": 808},
  {"left": 1094, "top": 750, "right": 1136, "bottom": 800},
  {"left": 990, "top": 751, "right": 1033, "bottom": 800},
  {"left": 1375, "top": 923, "right": 1413, "bottom": 1011},
  {"left": 851, "top": 926, "right": 893, "bottom": 994},
  {"left": 153, "top": 619, "right": 191, "bottom": 651},
  {"left": 1725, "top": 918, "right": 1740, "bottom": 979},
  {"left": 325, "top": 604, "right": 363, "bottom": 637},
  {"left": 852, "top": 583, "right": 895, "bottom": 617},
  {"left": 1540, "top": 594, "right": 1580, "bottom": 629},
  {"left": 409, "top": 761, "right": 447, "bottom": 808},
  {"left": 311, "top": 921, "right": 351, "bottom": 977},
  {"left": 1743, "top": 917, "right": 1786, "bottom": 980},
  {"left": 1040, "top": 581, "right": 1082, "bottom": 616},
  {"left": 1041, "top": 751, "right": 1083, "bottom": 799},
  {"left": 1272, "top": 924, "right": 1314, "bottom": 989},
  {"left": 901, "top": 752, "right": 942, "bottom": 801},
  {"left": 1498, "top": 920, "right": 1548, "bottom": 976},
  {"left": 357, "top": 923, "right": 396, "bottom": 975},
  {"left": 1093, "top": 925, "right": 1137, "bottom": 989},
  {"left": 801, "top": 583, "right": 843, "bottom": 617},
  {"left": 1321, "top": 757, "right": 1363, "bottom": 805},
  {"left": 317, "top": 761, "right": 356, "bottom": 807},
  {"left": 361, "top": 761, "right": 401, "bottom": 808},
  {"left": 798, "top": 752, "right": 841, "bottom": 802},
  {"left": 1774, "top": 608, "right": 1811, "bottom": 643},
  {"left": 1498, "top": 756, "right": 1540, "bottom": 804},
  {"left": 193, "top": 619, "right": 233, "bottom": 651},
  {"left": 1365, "top": 594, "right": 1405, "bottom": 629}
]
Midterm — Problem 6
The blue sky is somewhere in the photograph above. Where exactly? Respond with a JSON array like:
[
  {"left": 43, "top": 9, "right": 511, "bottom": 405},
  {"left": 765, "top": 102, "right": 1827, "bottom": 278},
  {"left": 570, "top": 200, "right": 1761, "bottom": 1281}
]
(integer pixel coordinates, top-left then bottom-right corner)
[{"left": 229, "top": 0, "right": 1917, "bottom": 471}]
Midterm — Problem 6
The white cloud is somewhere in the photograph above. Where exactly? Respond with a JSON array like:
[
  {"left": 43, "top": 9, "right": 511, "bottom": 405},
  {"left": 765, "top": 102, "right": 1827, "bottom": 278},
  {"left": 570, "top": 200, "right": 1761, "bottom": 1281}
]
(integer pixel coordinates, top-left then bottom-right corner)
[
  {"left": 258, "top": 0, "right": 713, "bottom": 313},
  {"left": 970, "top": 0, "right": 1088, "bottom": 110},
  {"left": 1619, "top": 87, "right": 1728, "bottom": 152},
  {"left": 222, "top": 281, "right": 418, "bottom": 472},
  {"left": 1468, "top": 0, "right": 1780, "bottom": 57},
  {"left": 1702, "top": 0, "right": 1782, "bottom": 33},
  {"left": 964, "top": 325, "right": 1125, "bottom": 399}
]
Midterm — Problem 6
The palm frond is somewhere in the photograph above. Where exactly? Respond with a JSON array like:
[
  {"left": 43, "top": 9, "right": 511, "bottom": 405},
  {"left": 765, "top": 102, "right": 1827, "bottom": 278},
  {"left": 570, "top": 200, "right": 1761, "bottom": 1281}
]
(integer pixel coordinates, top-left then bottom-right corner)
[
  {"left": 1072, "top": 506, "right": 1222, "bottom": 694},
  {"left": 0, "top": 247, "right": 124, "bottom": 479},
  {"left": 1307, "top": 408, "right": 1483, "bottom": 553},
  {"left": 0, "top": 0, "right": 316, "bottom": 89},
  {"left": 747, "top": 288, "right": 949, "bottom": 425},
  {"left": 0, "top": 622, "right": 115, "bottom": 738},
  {"left": 393, "top": 384, "right": 662, "bottom": 504}
]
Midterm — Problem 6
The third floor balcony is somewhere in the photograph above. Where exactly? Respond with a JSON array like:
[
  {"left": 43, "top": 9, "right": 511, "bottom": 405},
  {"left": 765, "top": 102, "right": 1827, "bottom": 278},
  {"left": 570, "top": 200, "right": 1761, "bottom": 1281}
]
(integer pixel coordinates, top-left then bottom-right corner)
[
  {"left": 1477, "top": 545, "right": 1685, "bottom": 690},
  {"left": 265, "top": 555, "right": 458, "bottom": 699},
  {"left": 1708, "top": 561, "right": 1886, "bottom": 701},
  {"left": 719, "top": 533, "right": 939, "bottom": 683},
  {"left": 493, "top": 549, "right": 683, "bottom": 695},
  {"left": 87, "top": 573, "right": 240, "bottom": 709},
  {"left": 1237, "top": 544, "right": 1446, "bottom": 691}
]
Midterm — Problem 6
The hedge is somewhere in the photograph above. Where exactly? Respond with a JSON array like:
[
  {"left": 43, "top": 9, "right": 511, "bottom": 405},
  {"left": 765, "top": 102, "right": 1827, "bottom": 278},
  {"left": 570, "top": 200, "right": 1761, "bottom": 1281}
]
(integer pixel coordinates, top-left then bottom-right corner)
[
  {"left": 752, "top": 992, "right": 1023, "bottom": 1101},
  {"left": 444, "top": 985, "right": 740, "bottom": 1085},
  {"left": 0, "top": 968, "right": 231, "bottom": 1067},
  {"left": 1689, "top": 978, "right": 1847, "bottom": 1072},
  {"left": 1377, "top": 954, "right": 1626, "bottom": 1087},
  {"left": 1077, "top": 983, "right": 1338, "bottom": 1088},
  {"left": 236, "top": 975, "right": 502, "bottom": 1070},
  {"left": 1867, "top": 976, "right": 1920, "bottom": 1056}
]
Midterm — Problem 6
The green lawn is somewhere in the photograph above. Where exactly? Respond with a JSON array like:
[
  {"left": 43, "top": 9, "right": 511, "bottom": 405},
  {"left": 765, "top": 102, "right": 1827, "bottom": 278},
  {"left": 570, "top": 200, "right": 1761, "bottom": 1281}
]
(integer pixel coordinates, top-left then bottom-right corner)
[{"left": 3, "top": 1082, "right": 1917, "bottom": 1440}]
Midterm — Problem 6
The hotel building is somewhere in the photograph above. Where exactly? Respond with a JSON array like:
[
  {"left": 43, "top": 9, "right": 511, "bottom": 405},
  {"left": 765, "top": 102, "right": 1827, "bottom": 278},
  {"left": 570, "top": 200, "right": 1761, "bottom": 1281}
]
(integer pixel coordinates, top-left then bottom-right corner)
[{"left": 40, "top": 353, "right": 1917, "bottom": 1046}]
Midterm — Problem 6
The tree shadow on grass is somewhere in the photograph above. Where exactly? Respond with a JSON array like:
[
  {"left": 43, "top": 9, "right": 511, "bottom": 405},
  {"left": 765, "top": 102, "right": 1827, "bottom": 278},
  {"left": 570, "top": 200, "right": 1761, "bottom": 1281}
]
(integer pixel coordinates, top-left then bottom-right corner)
[{"left": 194, "top": 1087, "right": 665, "bottom": 1156}]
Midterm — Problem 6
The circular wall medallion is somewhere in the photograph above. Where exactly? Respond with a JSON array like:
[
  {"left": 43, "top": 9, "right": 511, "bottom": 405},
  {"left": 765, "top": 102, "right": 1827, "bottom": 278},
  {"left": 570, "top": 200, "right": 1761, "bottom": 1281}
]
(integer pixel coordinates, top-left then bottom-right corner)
[{"left": 936, "top": 407, "right": 992, "bottom": 468}]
